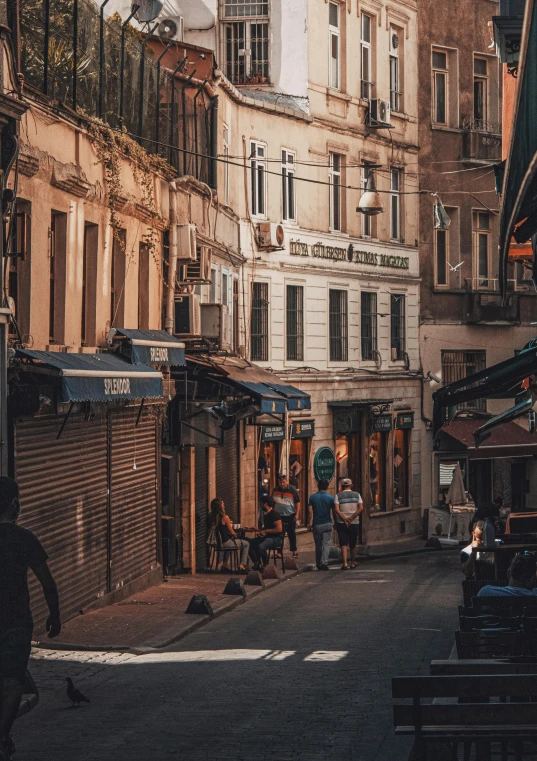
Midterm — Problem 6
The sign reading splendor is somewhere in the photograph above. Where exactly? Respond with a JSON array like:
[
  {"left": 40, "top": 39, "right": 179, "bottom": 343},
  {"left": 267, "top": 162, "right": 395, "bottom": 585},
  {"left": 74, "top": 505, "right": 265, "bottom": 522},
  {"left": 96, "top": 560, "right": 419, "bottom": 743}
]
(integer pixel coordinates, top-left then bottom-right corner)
[{"left": 289, "top": 240, "right": 410, "bottom": 270}]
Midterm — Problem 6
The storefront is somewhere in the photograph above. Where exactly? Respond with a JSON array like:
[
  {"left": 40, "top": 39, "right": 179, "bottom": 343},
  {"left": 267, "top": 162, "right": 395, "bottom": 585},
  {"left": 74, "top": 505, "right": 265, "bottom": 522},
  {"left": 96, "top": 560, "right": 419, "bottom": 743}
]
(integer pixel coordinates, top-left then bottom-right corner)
[{"left": 289, "top": 420, "right": 314, "bottom": 524}]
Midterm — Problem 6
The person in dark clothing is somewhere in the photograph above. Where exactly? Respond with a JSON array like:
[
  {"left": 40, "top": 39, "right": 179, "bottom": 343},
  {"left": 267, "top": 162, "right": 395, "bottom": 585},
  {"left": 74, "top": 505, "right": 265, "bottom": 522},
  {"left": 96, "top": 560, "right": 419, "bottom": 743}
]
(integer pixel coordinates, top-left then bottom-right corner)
[
  {"left": 307, "top": 479, "right": 334, "bottom": 570},
  {"left": 248, "top": 497, "right": 283, "bottom": 570},
  {"left": 0, "top": 477, "right": 61, "bottom": 761},
  {"left": 272, "top": 475, "right": 300, "bottom": 558},
  {"left": 209, "top": 497, "right": 249, "bottom": 571}
]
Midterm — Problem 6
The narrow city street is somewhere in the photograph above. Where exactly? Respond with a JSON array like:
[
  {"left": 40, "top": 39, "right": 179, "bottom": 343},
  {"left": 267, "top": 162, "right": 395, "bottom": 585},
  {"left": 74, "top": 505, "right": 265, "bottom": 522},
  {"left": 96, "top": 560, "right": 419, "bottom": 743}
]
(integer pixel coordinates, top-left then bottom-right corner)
[{"left": 19, "top": 553, "right": 460, "bottom": 761}]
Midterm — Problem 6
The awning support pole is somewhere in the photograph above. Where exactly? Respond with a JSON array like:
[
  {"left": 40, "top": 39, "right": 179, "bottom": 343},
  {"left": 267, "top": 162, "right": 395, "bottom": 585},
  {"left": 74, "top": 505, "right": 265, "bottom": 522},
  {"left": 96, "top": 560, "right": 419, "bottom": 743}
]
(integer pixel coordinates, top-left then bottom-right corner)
[
  {"left": 57, "top": 402, "right": 74, "bottom": 440},
  {"left": 135, "top": 398, "right": 145, "bottom": 428},
  {"left": 180, "top": 420, "right": 222, "bottom": 445}
]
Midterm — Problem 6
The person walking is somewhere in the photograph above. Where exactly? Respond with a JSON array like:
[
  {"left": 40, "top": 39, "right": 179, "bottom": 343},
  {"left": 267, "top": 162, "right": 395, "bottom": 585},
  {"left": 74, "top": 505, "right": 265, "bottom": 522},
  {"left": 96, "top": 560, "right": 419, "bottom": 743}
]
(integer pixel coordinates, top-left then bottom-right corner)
[
  {"left": 334, "top": 478, "right": 363, "bottom": 569},
  {"left": 248, "top": 496, "right": 283, "bottom": 570},
  {"left": 307, "top": 479, "right": 334, "bottom": 570},
  {"left": 0, "top": 477, "right": 61, "bottom": 761},
  {"left": 210, "top": 498, "right": 250, "bottom": 572},
  {"left": 272, "top": 474, "right": 300, "bottom": 559}
]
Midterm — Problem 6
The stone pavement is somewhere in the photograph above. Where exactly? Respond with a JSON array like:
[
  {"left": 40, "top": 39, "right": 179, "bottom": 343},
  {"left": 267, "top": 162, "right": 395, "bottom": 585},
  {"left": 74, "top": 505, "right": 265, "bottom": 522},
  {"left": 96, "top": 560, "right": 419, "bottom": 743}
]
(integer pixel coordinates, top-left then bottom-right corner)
[{"left": 19, "top": 552, "right": 461, "bottom": 761}]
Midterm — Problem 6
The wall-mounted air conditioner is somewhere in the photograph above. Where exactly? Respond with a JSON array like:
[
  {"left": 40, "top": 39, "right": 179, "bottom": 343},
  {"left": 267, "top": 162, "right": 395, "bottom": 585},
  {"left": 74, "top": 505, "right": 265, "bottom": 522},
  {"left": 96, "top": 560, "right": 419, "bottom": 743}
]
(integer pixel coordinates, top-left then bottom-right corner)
[
  {"left": 176, "top": 223, "right": 197, "bottom": 262},
  {"left": 184, "top": 245, "right": 212, "bottom": 282},
  {"left": 174, "top": 294, "right": 201, "bottom": 336},
  {"left": 256, "top": 222, "right": 285, "bottom": 250},
  {"left": 200, "top": 304, "right": 232, "bottom": 352},
  {"left": 157, "top": 15, "right": 184, "bottom": 42},
  {"left": 368, "top": 99, "right": 391, "bottom": 127}
]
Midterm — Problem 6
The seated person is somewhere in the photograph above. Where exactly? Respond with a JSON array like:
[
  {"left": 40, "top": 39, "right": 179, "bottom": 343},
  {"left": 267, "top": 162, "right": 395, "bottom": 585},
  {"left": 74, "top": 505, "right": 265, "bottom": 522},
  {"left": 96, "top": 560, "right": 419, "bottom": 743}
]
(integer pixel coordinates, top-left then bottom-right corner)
[
  {"left": 461, "top": 520, "right": 496, "bottom": 580},
  {"left": 248, "top": 496, "right": 283, "bottom": 570},
  {"left": 210, "top": 497, "right": 250, "bottom": 572},
  {"left": 478, "top": 553, "right": 537, "bottom": 597}
]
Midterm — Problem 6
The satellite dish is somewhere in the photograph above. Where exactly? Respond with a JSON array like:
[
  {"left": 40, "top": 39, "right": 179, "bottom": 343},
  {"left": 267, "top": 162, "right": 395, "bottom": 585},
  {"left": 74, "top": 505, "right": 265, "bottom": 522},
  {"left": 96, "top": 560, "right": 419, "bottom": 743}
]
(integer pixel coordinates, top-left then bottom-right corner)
[
  {"left": 134, "top": 0, "right": 163, "bottom": 23},
  {"left": 158, "top": 18, "right": 178, "bottom": 38}
]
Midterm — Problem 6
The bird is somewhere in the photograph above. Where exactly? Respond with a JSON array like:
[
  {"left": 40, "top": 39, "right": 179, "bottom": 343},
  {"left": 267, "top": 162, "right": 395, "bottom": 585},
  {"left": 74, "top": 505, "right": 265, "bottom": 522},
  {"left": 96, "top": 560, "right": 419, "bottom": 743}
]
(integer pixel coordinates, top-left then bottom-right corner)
[
  {"left": 448, "top": 261, "right": 464, "bottom": 271},
  {"left": 66, "top": 677, "right": 90, "bottom": 707}
]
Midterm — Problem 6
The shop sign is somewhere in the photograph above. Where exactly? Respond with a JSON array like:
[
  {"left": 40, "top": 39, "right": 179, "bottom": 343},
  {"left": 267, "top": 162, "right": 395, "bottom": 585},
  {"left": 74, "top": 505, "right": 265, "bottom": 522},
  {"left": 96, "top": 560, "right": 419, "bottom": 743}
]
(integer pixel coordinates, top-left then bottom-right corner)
[
  {"left": 371, "top": 414, "right": 393, "bottom": 432},
  {"left": 396, "top": 412, "right": 414, "bottom": 430},
  {"left": 262, "top": 424, "right": 285, "bottom": 442},
  {"left": 289, "top": 240, "right": 410, "bottom": 270},
  {"left": 313, "top": 446, "right": 336, "bottom": 483},
  {"left": 292, "top": 420, "right": 315, "bottom": 439}
]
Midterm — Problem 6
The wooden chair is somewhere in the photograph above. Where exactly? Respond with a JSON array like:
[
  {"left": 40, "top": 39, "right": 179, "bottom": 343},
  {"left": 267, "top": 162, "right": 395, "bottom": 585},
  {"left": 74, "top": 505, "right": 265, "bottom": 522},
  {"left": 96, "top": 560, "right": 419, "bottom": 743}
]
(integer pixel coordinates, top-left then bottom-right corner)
[
  {"left": 393, "top": 673, "right": 537, "bottom": 761},
  {"left": 455, "top": 630, "right": 524, "bottom": 659},
  {"left": 207, "top": 536, "right": 241, "bottom": 572},
  {"left": 473, "top": 596, "right": 531, "bottom": 614},
  {"left": 463, "top": 579, "right": 508, "bottom": 607},
  {"left": 459, "top": 614, "right": 521, "bottom": 633}
]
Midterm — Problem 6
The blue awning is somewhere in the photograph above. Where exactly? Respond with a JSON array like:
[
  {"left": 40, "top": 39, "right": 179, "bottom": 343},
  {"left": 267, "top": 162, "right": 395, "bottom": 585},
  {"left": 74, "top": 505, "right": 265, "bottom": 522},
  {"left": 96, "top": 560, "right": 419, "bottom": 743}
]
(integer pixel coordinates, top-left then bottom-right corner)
[
  {"left": 110, "top": 328, "right": 186, "bottom": 367},
  {"left": 15, "top": 350, "right": 163, "bottom": 402},
  {"left": 225, "top": 380, "right": 286, "bottom": 415},
  {"left": 265, "top": 383, "right": 311, "bottom": 411}
]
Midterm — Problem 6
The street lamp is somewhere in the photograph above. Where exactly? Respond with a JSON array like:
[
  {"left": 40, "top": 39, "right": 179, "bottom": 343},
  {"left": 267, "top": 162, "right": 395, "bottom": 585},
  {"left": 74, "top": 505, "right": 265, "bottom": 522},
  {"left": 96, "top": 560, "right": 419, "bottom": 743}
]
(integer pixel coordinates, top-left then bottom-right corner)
[{"left": 356, "top": 171, "right": 384, "bottom": 216}]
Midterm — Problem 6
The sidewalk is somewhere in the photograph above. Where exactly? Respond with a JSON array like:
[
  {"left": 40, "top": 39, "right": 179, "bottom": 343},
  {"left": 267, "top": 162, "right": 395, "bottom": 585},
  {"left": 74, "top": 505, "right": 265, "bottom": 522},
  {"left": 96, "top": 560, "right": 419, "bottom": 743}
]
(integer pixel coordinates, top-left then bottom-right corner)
[{"left": 33, "top": 533, "right": 440, "bottom": 653}]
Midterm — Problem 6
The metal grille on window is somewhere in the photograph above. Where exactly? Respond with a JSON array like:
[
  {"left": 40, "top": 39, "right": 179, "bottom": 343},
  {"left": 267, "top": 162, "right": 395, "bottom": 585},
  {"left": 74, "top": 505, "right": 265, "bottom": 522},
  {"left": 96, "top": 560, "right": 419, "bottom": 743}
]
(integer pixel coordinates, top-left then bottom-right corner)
[
  {"left": 361, "top": 291, "right": 377, "bottom": 361},
  {"left": 287, "top": 285, "right": 304, "bottom": 361},
  {"left": 390, "top": 294, "right": 405, "bottom": 360},
  {"left": 223, "top": 1, "right": 269, "bottom": 85},
  {"left": 329, "top": 289, "right": 348, "bottom": 362},
  {"left": 251, "top": 282, "right": 269, "bottom": 361},
  {"left": 441, "top": 350, "right": 486, "bottom": 412}
]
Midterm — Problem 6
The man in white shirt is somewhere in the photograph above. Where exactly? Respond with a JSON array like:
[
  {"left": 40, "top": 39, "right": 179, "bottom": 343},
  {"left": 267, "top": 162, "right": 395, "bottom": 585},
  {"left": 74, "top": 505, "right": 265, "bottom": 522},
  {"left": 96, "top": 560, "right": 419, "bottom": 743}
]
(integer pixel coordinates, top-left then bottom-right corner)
[
  {"left": 334, "top": 478, "right": 363, "bottom": 570},
  {"left": 461, "top": 520, "right": 496, "bottom": 580}
]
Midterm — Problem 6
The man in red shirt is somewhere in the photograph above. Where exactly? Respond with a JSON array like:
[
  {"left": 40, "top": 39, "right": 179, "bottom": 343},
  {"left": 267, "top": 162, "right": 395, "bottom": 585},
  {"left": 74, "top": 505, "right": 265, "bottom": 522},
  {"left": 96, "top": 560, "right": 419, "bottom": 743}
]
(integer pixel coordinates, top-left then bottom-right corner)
[{"left": 272, "top": 475, "right": 300, "bottom": 558}]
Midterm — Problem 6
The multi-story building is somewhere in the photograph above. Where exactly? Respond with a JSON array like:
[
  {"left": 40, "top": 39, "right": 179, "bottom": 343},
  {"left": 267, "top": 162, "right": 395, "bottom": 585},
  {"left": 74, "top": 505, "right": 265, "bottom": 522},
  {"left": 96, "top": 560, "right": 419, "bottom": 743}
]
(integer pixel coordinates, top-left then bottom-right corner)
[{"left": 418, "top": 0, "right": 537, "bottom": 516}]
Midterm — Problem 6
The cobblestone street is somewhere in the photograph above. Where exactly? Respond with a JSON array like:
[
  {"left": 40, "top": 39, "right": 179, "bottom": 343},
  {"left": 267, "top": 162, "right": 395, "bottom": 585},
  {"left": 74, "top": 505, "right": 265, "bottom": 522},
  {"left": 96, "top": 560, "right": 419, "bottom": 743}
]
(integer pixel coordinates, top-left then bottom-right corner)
[{"left": 16, "top": 553, "right": 460, "bottom": 761}]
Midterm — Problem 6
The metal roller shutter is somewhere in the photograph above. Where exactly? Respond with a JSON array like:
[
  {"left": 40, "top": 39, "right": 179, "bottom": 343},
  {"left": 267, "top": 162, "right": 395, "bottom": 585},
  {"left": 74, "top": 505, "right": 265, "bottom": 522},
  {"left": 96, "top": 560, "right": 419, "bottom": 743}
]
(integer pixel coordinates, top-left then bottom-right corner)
[
  {"left": 216, "top": 425, "right": 240, "bottom": 523},
  {"left": 109, "top": 406, "right": 160, "bottom": 590},
  {"left": 194, "top": 447, "right": 208, "bottom": 571},
  {"left": 15, "top": 414, "right": 108, "bottom": 633}
]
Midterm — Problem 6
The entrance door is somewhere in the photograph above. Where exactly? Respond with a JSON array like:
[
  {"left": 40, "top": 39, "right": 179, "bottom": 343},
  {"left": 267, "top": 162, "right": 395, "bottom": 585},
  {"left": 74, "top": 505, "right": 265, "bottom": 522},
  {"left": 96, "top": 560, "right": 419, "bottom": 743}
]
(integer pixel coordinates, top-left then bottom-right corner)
[
  {"left": 469, "top": 460, "right": 493, "bottom": 505},
  {"left": 194, "top": 447, "right": 209, "bottom": 571},
  {"left": 511, "top": 461, "right": 527, "bottom": 512},
  {"left": 336, "top": 434, "right": 361, "bottom": 492},
  {"left": 369, "top": 432, "right": 387, "bottom": 511},
  {"left": 289, "top": 438, "right": 309, "bottom": 525}
]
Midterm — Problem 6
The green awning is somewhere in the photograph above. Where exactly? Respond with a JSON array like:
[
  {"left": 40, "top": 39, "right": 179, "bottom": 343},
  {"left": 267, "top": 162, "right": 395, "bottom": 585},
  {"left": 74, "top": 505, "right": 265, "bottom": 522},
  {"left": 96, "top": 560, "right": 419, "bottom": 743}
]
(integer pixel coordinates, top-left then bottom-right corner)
[{"left": 473, "top": 397, "right": 533, "bottom": 447}]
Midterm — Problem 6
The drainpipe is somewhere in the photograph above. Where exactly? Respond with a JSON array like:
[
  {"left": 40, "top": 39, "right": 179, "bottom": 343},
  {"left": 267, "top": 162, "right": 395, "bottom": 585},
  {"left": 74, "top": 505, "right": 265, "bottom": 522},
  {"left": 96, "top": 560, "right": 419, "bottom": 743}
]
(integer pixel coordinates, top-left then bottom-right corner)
[
  {"left": 165, "top": 181, "right": 179, "bottom": 334},
  {"left": 209, "top": 94, "right": 218, "bottom": 190}
]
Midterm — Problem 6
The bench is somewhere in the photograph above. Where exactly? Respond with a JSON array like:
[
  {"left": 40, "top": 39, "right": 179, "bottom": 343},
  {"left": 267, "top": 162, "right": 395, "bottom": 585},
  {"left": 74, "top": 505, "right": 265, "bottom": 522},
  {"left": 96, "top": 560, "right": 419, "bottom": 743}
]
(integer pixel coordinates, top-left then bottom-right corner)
[
  {"left": 459, "top": 614, "right": 521, "bottom": 632},
  {"left": 392, "top": 674, "right": 537, "bottom": 761},
  {"left": 462, "top": 580, "right": 508, "bottom": 607},
  {"left": 455, "top": 630, "right": 524, "bottom": 658},
  {"left": 430, "top": 659, "right": 537, "bottom": 676}
]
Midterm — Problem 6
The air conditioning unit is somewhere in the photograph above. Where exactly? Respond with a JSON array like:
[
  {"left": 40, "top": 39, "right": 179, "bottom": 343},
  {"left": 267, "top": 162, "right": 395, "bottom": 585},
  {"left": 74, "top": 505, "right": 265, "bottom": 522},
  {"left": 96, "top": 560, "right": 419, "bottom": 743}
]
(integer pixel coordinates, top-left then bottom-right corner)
[
  {"left": 256, "top": 222, "right": 285, "bottom": 250},
  {"left": 184, "top": 245, "right": 212, "bottom": 282},
  {"left": 368, "top": 98, "right": 391, "bottom": 127},
  {"left": 200, "top": 304, "right": 232, "bottom": 352},
  {"left": 157, "top": 15, "right": 184, "bottom": 42},
  {"left": 174, "top": 294, "right": 201, "bottom": 336},
  {"left": 176, "top": 223, "right": 197, "bottom": 262}
]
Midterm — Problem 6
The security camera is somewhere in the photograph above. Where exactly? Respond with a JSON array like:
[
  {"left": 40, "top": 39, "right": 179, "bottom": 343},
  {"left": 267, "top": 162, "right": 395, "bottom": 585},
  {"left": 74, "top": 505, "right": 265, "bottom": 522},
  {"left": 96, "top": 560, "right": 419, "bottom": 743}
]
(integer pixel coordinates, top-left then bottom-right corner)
[{"left": 427, "top": 371, "right": 442, "bottom": 384}]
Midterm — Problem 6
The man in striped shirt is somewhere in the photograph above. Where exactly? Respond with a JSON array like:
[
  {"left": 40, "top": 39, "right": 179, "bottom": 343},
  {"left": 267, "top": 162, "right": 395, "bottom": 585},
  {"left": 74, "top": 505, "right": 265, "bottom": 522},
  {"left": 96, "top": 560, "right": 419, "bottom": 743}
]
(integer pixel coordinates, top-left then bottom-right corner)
[
  {"left": 272, "top": 475, "right": 300, "bottom": 558},
  {"left": 334, "top": 478, "right": 363, "bottom": 569}
]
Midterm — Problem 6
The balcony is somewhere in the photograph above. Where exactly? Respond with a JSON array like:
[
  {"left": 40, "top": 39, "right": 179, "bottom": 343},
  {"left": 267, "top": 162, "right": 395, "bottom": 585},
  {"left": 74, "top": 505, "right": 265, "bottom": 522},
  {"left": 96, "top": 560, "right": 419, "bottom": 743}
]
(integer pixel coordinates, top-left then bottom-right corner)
[
  {"left": 493, "top": 0, "right": 525, "bottom": 73},
  {"left": 464, "top": 279, "right": 520, "bottom": 324},
  {"left": 462, "top": 119, "right": 502, "bottom": 164}
]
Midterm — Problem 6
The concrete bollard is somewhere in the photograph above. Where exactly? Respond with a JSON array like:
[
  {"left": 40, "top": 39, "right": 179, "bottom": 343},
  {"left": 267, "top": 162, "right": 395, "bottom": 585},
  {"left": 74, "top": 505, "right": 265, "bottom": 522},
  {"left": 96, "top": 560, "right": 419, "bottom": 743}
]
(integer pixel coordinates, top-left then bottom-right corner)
[
  {"left": 185, "top": 594, "right": 214, "bottom": 615},
  {"left": 223, "top": 578, "right": 247, "bottom": 597},
  {"left": 244, "top": 570, "right": 265, "bottom": 587},
  {"left": 262, "top": 564, "right": 280, "bottom": 580},
  {"left": 284, "top": 557, "right": 298, "bottom": 571}
]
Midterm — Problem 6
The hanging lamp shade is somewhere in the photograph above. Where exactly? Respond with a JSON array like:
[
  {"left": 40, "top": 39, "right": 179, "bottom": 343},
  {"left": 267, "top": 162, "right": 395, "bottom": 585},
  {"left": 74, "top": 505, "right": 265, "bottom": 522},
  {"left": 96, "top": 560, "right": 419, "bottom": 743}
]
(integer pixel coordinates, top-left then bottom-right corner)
[
  {"left": 434, "top": 196, "right": 451, "bottom": 229},
  {"left": 356, "top": 172, "right": 384, "bottom": 216}
]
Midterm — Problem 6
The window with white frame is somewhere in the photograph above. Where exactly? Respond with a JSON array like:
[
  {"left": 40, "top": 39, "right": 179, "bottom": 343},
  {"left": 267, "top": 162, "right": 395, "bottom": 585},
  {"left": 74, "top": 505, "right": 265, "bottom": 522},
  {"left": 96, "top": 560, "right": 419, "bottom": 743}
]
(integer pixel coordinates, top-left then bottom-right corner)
[
  {"left": 329, "top": 289, "right": 348, "bottom": 362},
  {"left": 360, "top": 13, "right": 373, "bottom": 99},
  {"left": 473, "top": 57, "right": 488, "bottom": 128},
  {"left": 286, "top": 284, "right": 304, "bottom": 361},
  {"left": 209, "top": 266, "right": 218, "bottom": 303},
  {"left": 329, "top": 2, "right": 340, "bottom": 90},
  {"left": 251, "top": 281, "right": 269, "bottom": 361},
  {"left": 432, "top": 49, "right": 448, "bottom": 125},
  {"left": 223, "top": 123, "right": 230, "bottom": 206},
  {"left": 282, "top": 149, "right": 296, "bottom": 222},
  {"left": 361, "top": 164, "right": 373, "bottom": 237},
  {"left": 250, "top": 140, "right": 267, "bottom": 217},
  {"left": 329, "top": 153, "right": 342, "bottom": 231},
  {"left": 390, "top": 294, "right": 406, "bottom": 361},
  {"left": 361, "top": 291, "right": 377, "bottom": 361},
  {"left": 390, "top": 168, "right": 402, "bottom": 240},
  {"left": 389, "top": 27, "right": 401, "bottom": 112},
  {"left": 222, "top": 0, "right": 270, "bottom": 86},
  {"left": 473, "top": 211, "right": 491, "bottom": 289},
  {"left": 221, "top": 270, "right": 230, "bottom": 307}
]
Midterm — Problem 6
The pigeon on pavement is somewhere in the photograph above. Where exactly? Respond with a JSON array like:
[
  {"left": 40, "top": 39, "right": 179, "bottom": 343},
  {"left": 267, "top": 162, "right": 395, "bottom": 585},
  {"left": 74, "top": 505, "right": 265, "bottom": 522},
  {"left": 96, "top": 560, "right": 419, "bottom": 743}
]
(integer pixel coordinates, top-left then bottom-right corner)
[{"left": 66, "top": 677, "right": 90, "bottom": 707}]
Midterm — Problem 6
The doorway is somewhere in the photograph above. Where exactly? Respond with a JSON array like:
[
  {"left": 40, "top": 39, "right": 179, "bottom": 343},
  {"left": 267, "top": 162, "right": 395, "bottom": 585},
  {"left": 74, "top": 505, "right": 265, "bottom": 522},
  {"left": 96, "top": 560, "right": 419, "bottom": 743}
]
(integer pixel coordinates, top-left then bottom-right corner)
[
  {"left": 469, "top": 460, "right": 493, "bottom": 505},
  {"left": 511, "top": 461, "right": 527, "bottom": 512}
]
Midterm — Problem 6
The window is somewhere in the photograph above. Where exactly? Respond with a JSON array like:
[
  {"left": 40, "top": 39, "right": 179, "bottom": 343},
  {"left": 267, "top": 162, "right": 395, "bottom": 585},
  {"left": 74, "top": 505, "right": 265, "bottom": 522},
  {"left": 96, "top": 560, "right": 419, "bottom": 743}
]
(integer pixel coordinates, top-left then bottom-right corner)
[
  {"left": 360, "top": 13, "right": 373, "bottom": 99},
  {"left": 250, "top": 140, "right": 266, "bottom": 217},
  {"left": 329, "top": 289, "right": 348, "bottom": 362},
  {"left": 472, "top": 212, "right": 491, "bottom": 289},
  {"left": 361, "top": 291, "right": 377, "bottom": 361},
  {"left": 329, "top": 153, "right": 342, "bottom": 231},
  {"left": 435, "top": 228, "right": 449, "bottom": 287},
  {"left": 82, "top": 223, "right": 98, "bottom": 345},
  {"left": 390, "top": 294, "right": 405, "bottom": 361},
  {"left": 473, "top": 57, "right": 488, "bottom": 129},
  {"left": 286, "top": 285, "right": 304, "bottom": 361},
  {"left": 209, "top": 266, "right": 218, "bottom": 303},
  {"left": 390, "top": 168, "right": 401, "bottom": 240},
  {"left": 251, "top": 282, "right": 269, "bottom": 361},
  {"left": 441, "top": 350, "right": 486, "bottom": 412},
  {"left": 329, "top": 2, "right": 340, "bottom": 90},
  {"left": 282, "top": 149, "right": 296, "bottom": 222},
  {"left": 360, "top": 164, "right": 373, "bottom": 237},
  {"left": 222, "top": 270, "right": 229, "bottom": 307},
  {"left": 8, "top": 200, "right": 31, "bottom": 340},
  {"left": 49, "top": 211, "right": 67, "bottom": 343},
  {"left": 110, "top": 229, "right": 126, "bottom": 328},
  {"left": 138, "top": 242, "right": 150, "bottom": 330},
  {"left": 432, "top": 49, "right": 448, "bottom": 125},
  {"left": 223, "top": 1, "right": 269, "bottom": 85},
  {"left": 389, "top": 27, "right": 401, "bottom": 112},
  {"left": 223, "top": 124, "right": 230, "bottom": 205}
]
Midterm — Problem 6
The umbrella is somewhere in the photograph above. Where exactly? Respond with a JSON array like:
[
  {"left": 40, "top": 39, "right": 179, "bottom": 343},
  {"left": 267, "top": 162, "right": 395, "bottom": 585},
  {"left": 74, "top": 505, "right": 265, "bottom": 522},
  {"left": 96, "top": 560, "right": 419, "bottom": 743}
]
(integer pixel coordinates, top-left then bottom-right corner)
[{"left": 446, "top": 463, "right": 467, "bottom": 506}]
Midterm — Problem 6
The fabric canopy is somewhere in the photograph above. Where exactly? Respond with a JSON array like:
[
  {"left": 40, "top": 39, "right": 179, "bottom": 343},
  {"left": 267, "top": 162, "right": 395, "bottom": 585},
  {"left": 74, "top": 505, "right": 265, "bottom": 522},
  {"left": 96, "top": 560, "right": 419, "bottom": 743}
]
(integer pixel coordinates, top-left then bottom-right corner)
[
  {"left": 437, "top": 417, "right": 537, "bottom": 458},
  {"left": 15, "top": 349, "right": 163, "bottom": 402},
  {"left": 110, "top": 328, "right": 186, "bottom": 367},
  {"left": 263, "top": 383, "right": 311, "bottom": 411},
  {"left": 473, "top": 397, "right": 533, "bottom": 447}
]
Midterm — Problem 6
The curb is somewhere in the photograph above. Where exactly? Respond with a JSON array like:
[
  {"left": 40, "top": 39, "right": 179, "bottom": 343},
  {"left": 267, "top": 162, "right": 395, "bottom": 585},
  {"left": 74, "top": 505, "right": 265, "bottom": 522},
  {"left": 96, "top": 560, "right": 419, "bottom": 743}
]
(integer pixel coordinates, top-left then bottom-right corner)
[{"left": 33, "top": 569, "right": 300, "bottom": 655}]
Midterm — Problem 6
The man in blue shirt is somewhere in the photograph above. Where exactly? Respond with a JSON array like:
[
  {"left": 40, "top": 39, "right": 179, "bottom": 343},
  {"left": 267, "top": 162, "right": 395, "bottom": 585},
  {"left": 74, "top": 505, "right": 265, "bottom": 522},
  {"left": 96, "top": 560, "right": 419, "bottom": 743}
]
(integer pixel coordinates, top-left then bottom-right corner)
[
  {"left": 307, "top": 480, "right": 334, "bottom": 571},
  {"left": 478, "top": 553, "right": 537, "bottom": 597}
]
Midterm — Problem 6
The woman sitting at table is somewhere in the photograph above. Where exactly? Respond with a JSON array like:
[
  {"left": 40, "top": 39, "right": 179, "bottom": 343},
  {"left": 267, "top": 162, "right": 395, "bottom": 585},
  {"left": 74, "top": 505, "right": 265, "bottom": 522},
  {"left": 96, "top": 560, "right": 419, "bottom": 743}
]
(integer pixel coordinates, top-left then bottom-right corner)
[{"left": 210, "top": 498, "right": 250, "bottom": 572}]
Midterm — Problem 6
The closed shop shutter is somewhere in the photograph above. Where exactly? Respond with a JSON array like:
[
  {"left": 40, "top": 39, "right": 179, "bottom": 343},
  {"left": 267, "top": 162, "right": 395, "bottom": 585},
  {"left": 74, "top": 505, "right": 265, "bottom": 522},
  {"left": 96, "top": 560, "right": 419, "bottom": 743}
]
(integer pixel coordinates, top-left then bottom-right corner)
[
  {"left": 109, "top": 406, "right": 159, "bottom": 590},
  {"left": 194, "top": 447, "right": 208, "bottom": 571},
  {"left": 216, "top": 425, "right": 240, "bottom": 523},
  {"left": 15, "top": 414, "right": 108, "bottom": 633}
]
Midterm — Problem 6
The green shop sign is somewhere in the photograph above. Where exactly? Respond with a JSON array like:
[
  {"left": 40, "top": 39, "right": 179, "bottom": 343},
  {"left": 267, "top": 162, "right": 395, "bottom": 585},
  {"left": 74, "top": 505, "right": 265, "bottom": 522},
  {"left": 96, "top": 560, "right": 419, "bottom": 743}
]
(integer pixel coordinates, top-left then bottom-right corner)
[{"left": 313, "top": 446, "right": 336, "bottom": 483}]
